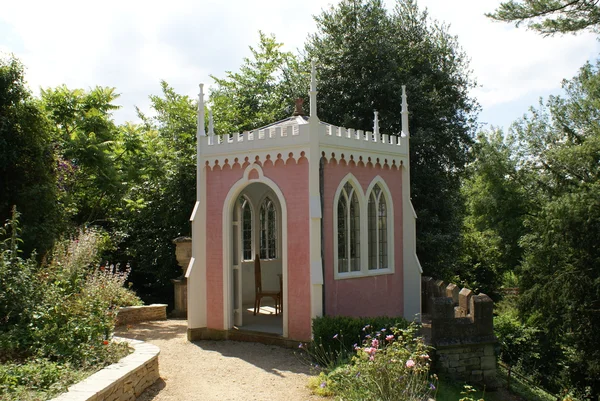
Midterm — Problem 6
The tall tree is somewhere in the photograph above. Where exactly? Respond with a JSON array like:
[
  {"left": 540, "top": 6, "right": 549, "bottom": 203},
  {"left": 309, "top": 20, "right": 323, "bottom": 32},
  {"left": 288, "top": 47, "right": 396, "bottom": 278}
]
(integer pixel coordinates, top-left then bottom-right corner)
[
  {"left": 513, "top": 59, "right": 600, "bottom": 397},
  {"left": 487, "top": 0, "right": 600, "bottom": 35},
  {"left": 41, "top": 86, "right": 124, "bottom": 226},
  {"left": 0, "top": 55, "right": 61, "bottom": 257},
  {"left": 112, "top": 81, "right": 197, "bottom": 303},
  {"left": 210, "top": 32, "right": 308, "bottom": 134},
  {"left": 459, "top": 130, "right": 530, "bottom": 296},
  {"left": 305, "top": 0, "right": 479, "bottom": 278}
]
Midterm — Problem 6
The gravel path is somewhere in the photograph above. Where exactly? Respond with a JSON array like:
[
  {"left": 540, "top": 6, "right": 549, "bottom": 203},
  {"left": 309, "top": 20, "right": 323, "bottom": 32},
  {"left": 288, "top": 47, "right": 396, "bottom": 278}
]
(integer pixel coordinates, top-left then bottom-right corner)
[{"left": 115, "top": 320, "right": 322, "bottom": 401}]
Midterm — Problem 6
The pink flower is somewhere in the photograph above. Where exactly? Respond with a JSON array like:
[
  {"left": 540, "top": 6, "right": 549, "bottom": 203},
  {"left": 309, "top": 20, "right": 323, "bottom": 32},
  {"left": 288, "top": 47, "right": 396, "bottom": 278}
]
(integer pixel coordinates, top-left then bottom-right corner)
[
  {"left": 371, "top": 339, "right": 379, "bottom": 348},
  {"left": 406, "top": 359, "right": 415, "bottom": 368},
  {"left": 386, "top": 334, "right": 394, "bottom": 341}
]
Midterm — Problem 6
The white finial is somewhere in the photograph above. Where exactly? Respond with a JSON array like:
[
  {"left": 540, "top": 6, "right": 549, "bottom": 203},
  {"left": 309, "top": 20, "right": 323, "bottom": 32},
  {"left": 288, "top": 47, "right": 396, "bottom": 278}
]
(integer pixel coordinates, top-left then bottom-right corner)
[
  {"left": 309, "top": 59, "right": 319, "bottom": 121},
  {"left": 197, "top": 84, "right": 206, "bottom": 137},
  {"left": 401, "top": 85, "right": 409, "bottom": 137},
  {"left": 208, "top": 109, "right": 214, "bottom": 136},
  {"left": 373, "top": 110, "right": 379, "bottom": 135}
]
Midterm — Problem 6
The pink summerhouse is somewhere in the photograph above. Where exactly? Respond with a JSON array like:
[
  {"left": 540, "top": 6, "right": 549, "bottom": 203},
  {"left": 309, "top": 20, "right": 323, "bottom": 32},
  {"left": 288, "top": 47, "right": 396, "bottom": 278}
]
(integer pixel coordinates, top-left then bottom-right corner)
[{"left": 187, "top": 62, "right": 422, "bottom": 343}]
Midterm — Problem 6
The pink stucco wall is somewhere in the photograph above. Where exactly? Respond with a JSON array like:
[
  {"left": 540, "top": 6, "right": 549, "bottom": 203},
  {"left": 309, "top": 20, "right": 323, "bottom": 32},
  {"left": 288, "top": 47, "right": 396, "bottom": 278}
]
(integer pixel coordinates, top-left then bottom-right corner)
[
  {"left": 204, "top": 155, "right": 312, "bottom": 341},
  {"left": 322, "top": 158, "right": 404, "bottom": 318}
]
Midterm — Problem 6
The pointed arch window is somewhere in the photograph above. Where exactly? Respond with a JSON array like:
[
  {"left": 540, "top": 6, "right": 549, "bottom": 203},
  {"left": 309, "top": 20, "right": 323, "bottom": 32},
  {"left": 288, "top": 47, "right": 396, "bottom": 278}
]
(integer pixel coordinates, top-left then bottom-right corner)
[
  {"left": 338, "top": 182, "right": 361, "bottom": 273},
  {"left": 260, "top": 197, "right": 277, "bottom": 259},
  {"left": 368, "top": 184, "right": 388, "bottom": 270},
  {"left": 240, "top": 196, "right": 253, "bottom": 261}
]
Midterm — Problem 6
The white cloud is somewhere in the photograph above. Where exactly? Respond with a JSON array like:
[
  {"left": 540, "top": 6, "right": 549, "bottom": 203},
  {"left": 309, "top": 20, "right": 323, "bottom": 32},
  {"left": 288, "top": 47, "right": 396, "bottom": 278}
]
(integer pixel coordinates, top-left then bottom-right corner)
[{"left": 1, "top": 0, "right": 599, "bottom": 128}]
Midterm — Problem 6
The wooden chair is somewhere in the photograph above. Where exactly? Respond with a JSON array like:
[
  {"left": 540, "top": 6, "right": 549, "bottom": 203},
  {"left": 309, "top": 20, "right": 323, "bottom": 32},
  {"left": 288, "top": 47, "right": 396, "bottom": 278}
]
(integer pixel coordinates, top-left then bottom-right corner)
[{"left": 253, "top": 254, "right": 282, "bottom": 315}]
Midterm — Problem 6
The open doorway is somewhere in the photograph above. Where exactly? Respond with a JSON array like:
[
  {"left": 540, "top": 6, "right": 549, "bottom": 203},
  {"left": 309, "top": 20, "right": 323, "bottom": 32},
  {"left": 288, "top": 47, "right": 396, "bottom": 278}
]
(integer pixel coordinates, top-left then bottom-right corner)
[{"left": 230, "top": 182, "right": 284, "bottom": 335}]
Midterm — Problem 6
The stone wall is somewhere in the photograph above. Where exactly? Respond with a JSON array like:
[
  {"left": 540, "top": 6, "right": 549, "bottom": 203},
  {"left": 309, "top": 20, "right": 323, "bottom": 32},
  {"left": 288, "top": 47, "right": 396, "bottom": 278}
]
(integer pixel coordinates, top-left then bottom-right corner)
[
  {"left": 116, "top": 304, "right": 167, "bottom": 326},
  {"left": 51, "top": 337, "right": 160, "bottom": 401},
  {"left": 421, "top": 277, "right": 497, "bottom": 388}
]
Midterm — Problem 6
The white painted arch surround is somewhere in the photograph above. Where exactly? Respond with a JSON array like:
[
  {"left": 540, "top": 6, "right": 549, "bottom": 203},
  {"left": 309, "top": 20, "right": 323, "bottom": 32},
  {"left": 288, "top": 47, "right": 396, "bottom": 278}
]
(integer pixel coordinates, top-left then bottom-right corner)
[{"left": 222, "top": 163, "right": 288, "bottom": 337}]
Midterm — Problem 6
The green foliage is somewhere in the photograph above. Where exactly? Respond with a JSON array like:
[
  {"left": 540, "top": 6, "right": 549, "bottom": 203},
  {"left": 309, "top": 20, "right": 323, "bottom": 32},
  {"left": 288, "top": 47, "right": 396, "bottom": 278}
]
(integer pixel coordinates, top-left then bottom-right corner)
[
  {"left": 510, "top": 59, "right": 600, "bottom": 398},
  {"left": 0, "top": 208, "right": 37, "bottom": 331},
  {"left": 0, "top": 219, "right": 139, "bottom": 366},
  {"left": 112, "top": 81, "right": 197, "bottom": 304},
  {"left": 309, "top": 315, "right": 408, "bottom": 369},
  {"left": 0, "top": 55, "right": 61, "bottom": 258},
  {"left": 305, "top": 0, "right": 479, "bottom": 279},
  {"left": 494, "top": 298, "right": 541, "bottom": 376},
  {"left": 487, "top": 0, "right": 600, "bottom": 36},
  {"left": 210, "top": 31, "right": 307, "bottom": 134},
  {"left": 459, "top": 130, "right": 529, "bottom": 296},
  {"left": 41, "top": 85, "right": 126, "bottom": 226},
  {"left": 321, "top": 324, "right": 436, "bottom": 401}
]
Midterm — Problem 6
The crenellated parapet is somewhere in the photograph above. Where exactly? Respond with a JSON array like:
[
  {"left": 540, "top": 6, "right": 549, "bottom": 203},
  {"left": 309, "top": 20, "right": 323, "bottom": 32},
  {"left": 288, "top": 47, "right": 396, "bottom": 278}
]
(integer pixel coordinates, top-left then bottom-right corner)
[{"left": 421, "top": 276, "right": 497, "bottom": 389}]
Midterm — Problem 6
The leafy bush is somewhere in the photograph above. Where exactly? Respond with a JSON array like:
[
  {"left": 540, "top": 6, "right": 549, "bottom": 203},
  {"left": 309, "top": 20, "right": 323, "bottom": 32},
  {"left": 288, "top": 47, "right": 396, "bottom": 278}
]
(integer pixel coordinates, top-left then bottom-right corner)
[
  {"left": 320, "top": 323, "right": 437, "bottom": 401},
  {"left": 0, "top": 216, "right": 140, "bottom": 366},
  {"left": 310, "top": 315, "right": 409, "bottom": 368},
  {"left": 494, "top": 299, "right": 541, "bottom": 380},
  {"left": 0, "top": 209, "right": 37, "bottom": 330}
]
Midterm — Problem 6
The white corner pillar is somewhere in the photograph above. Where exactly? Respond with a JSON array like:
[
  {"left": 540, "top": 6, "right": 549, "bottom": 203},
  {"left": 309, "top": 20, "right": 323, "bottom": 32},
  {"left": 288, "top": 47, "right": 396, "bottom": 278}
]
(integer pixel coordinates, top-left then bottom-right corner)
[
  {"left": 400, "top": 86, "right": 422, "bottom": 322},
  {"left": 188, "top": 84, "right": 208, "bottom": 331}
]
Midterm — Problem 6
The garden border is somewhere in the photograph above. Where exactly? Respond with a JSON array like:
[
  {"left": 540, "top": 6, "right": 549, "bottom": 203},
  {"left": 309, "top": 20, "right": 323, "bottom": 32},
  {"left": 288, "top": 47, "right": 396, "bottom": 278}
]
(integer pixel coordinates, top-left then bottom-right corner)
[
  {"left": 115, "top": 304, "right": 167, "bottom": 326},
  {"left": 51, "top": 337, "right": 160, "bottom": 401}
]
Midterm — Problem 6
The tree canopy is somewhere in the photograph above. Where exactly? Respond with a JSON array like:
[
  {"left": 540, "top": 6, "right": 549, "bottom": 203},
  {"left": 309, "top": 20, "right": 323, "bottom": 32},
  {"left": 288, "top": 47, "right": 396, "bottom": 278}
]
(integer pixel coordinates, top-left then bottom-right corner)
[
  {"left": 0, "top": 55, "right": 61, "bottom": 257},
  {"left": 209, "top": 32, "right": 307, "bottom": 134},
  {"left": 487, "top": 0, "right": 600, "bottom": 35},
  {"left": 305, "top": 0, "right": 479, "bottom": 278},
  {"left": 510, "top": 59, "right": 600, "bottom": 397}
]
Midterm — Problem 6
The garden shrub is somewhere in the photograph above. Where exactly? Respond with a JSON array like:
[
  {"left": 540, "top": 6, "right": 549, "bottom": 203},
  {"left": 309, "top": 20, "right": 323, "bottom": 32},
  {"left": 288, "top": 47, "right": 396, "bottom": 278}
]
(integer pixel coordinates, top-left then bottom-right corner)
[
  {"left": 0, "top": 215, "right": 140, "bottom": 365},
  {"left": 310, "top": 315, "right": 409, "bottom": 368},
  {"left": 321, "top": 323, "right": 437, "bottom": 401}
]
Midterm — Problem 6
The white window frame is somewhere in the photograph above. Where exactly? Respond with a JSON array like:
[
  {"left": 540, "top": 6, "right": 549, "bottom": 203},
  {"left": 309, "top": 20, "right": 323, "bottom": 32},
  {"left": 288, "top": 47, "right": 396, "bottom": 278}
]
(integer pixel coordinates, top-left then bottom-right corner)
[{"left": 333, "top": 174, "right": 395, "bottom": 280}]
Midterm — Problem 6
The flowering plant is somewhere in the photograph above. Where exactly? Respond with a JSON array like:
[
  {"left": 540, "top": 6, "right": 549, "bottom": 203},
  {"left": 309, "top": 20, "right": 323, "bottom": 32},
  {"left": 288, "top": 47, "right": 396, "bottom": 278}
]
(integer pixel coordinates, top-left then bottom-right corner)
[{"left": 324, "top": 322, "right": 437, "bottom": 401}]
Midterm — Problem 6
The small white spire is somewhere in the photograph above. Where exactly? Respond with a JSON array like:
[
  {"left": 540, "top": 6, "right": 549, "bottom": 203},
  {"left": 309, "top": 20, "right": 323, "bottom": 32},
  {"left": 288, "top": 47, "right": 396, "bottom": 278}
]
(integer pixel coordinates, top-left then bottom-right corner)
[
  {"left": 208, "top": 109, "right": 214, "bottom": 136},
  {"left": 197, "top": 84, "right": 206, "bottom": 137},
  {"left": 373, "top": 110, "right": 380, "bottom": 135},
  {"left": 309, "top": 59, "right": 318, "bottom": 121},
  {"left": 401, "top": 85, "right": 409, "bottom": 137}
]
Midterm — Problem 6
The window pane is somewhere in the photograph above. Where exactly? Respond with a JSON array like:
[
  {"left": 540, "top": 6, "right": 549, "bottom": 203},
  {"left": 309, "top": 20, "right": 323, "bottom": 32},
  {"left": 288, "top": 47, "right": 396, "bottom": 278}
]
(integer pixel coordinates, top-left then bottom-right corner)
[
  {"left": 337, "top": 195, "right": 348, "bottom": 273},
  {"left": 242, "top": 197, "right": 252, "bottom": 261},
  {"left": 260, "top": 201, "right": 267, "bottom": 259},
  {"left": 378, "top": 193, "right": 387, "bottom": 269},
  {"left": 349, "top": 191, "right": 360, "bottom": 272},
  {"left": 368, "top": 193, "right": 377, "bottom": 270}
]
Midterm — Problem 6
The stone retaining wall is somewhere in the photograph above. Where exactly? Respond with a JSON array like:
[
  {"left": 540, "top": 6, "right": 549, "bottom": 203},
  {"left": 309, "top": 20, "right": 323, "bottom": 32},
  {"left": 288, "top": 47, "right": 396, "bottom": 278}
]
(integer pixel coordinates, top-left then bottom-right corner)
[
  {"left": 435, "top": 342, "right": 496, "bottom": 385},
  {"left": 421, "top": 276, "right": 498, "bottom": 389},
  {"left": 52, "top": 337, "right": 160, "bottom": 401},
  {"left": 116, "top": 304, "right": 167, "bottom": 326}
]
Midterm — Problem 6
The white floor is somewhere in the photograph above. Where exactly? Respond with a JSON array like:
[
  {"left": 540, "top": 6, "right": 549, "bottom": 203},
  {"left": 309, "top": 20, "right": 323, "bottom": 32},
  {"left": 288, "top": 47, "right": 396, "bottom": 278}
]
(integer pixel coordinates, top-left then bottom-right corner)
[{"left": 235, "top": 301, "right": 283, "bottom": 335}]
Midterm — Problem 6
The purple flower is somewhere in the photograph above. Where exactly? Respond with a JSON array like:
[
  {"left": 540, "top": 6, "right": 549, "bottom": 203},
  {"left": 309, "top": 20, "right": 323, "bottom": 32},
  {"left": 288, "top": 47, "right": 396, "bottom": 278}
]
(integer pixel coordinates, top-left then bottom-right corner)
[
  {"left": 298, "top": 343, "right": 303, "bottom": 349},
  {"left": 333, "top": 333, "right": 338, "bottom": 339},
  {"left": 320, "top": 382, "right": 327, "bottom": 388},
  {"left": 429, "top": 383, "right": 436, "bottom": 390},
  {"left": 355, "top": 371, "right": 361, "bottom": 378}
]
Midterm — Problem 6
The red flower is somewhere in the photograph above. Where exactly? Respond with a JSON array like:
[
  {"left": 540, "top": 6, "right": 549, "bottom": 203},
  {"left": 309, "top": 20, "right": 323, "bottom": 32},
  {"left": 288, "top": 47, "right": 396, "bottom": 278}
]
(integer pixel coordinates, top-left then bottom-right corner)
[{"left": 103, "top": 340, "right": 109, "bottom": 345}]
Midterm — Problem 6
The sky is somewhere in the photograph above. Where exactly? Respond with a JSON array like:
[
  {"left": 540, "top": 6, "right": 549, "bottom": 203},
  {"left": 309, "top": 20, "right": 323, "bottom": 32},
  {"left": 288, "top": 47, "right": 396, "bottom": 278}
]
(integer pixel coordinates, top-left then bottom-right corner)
[{"left": 1, "top": 0, "right": 599, "bottom": 132}]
